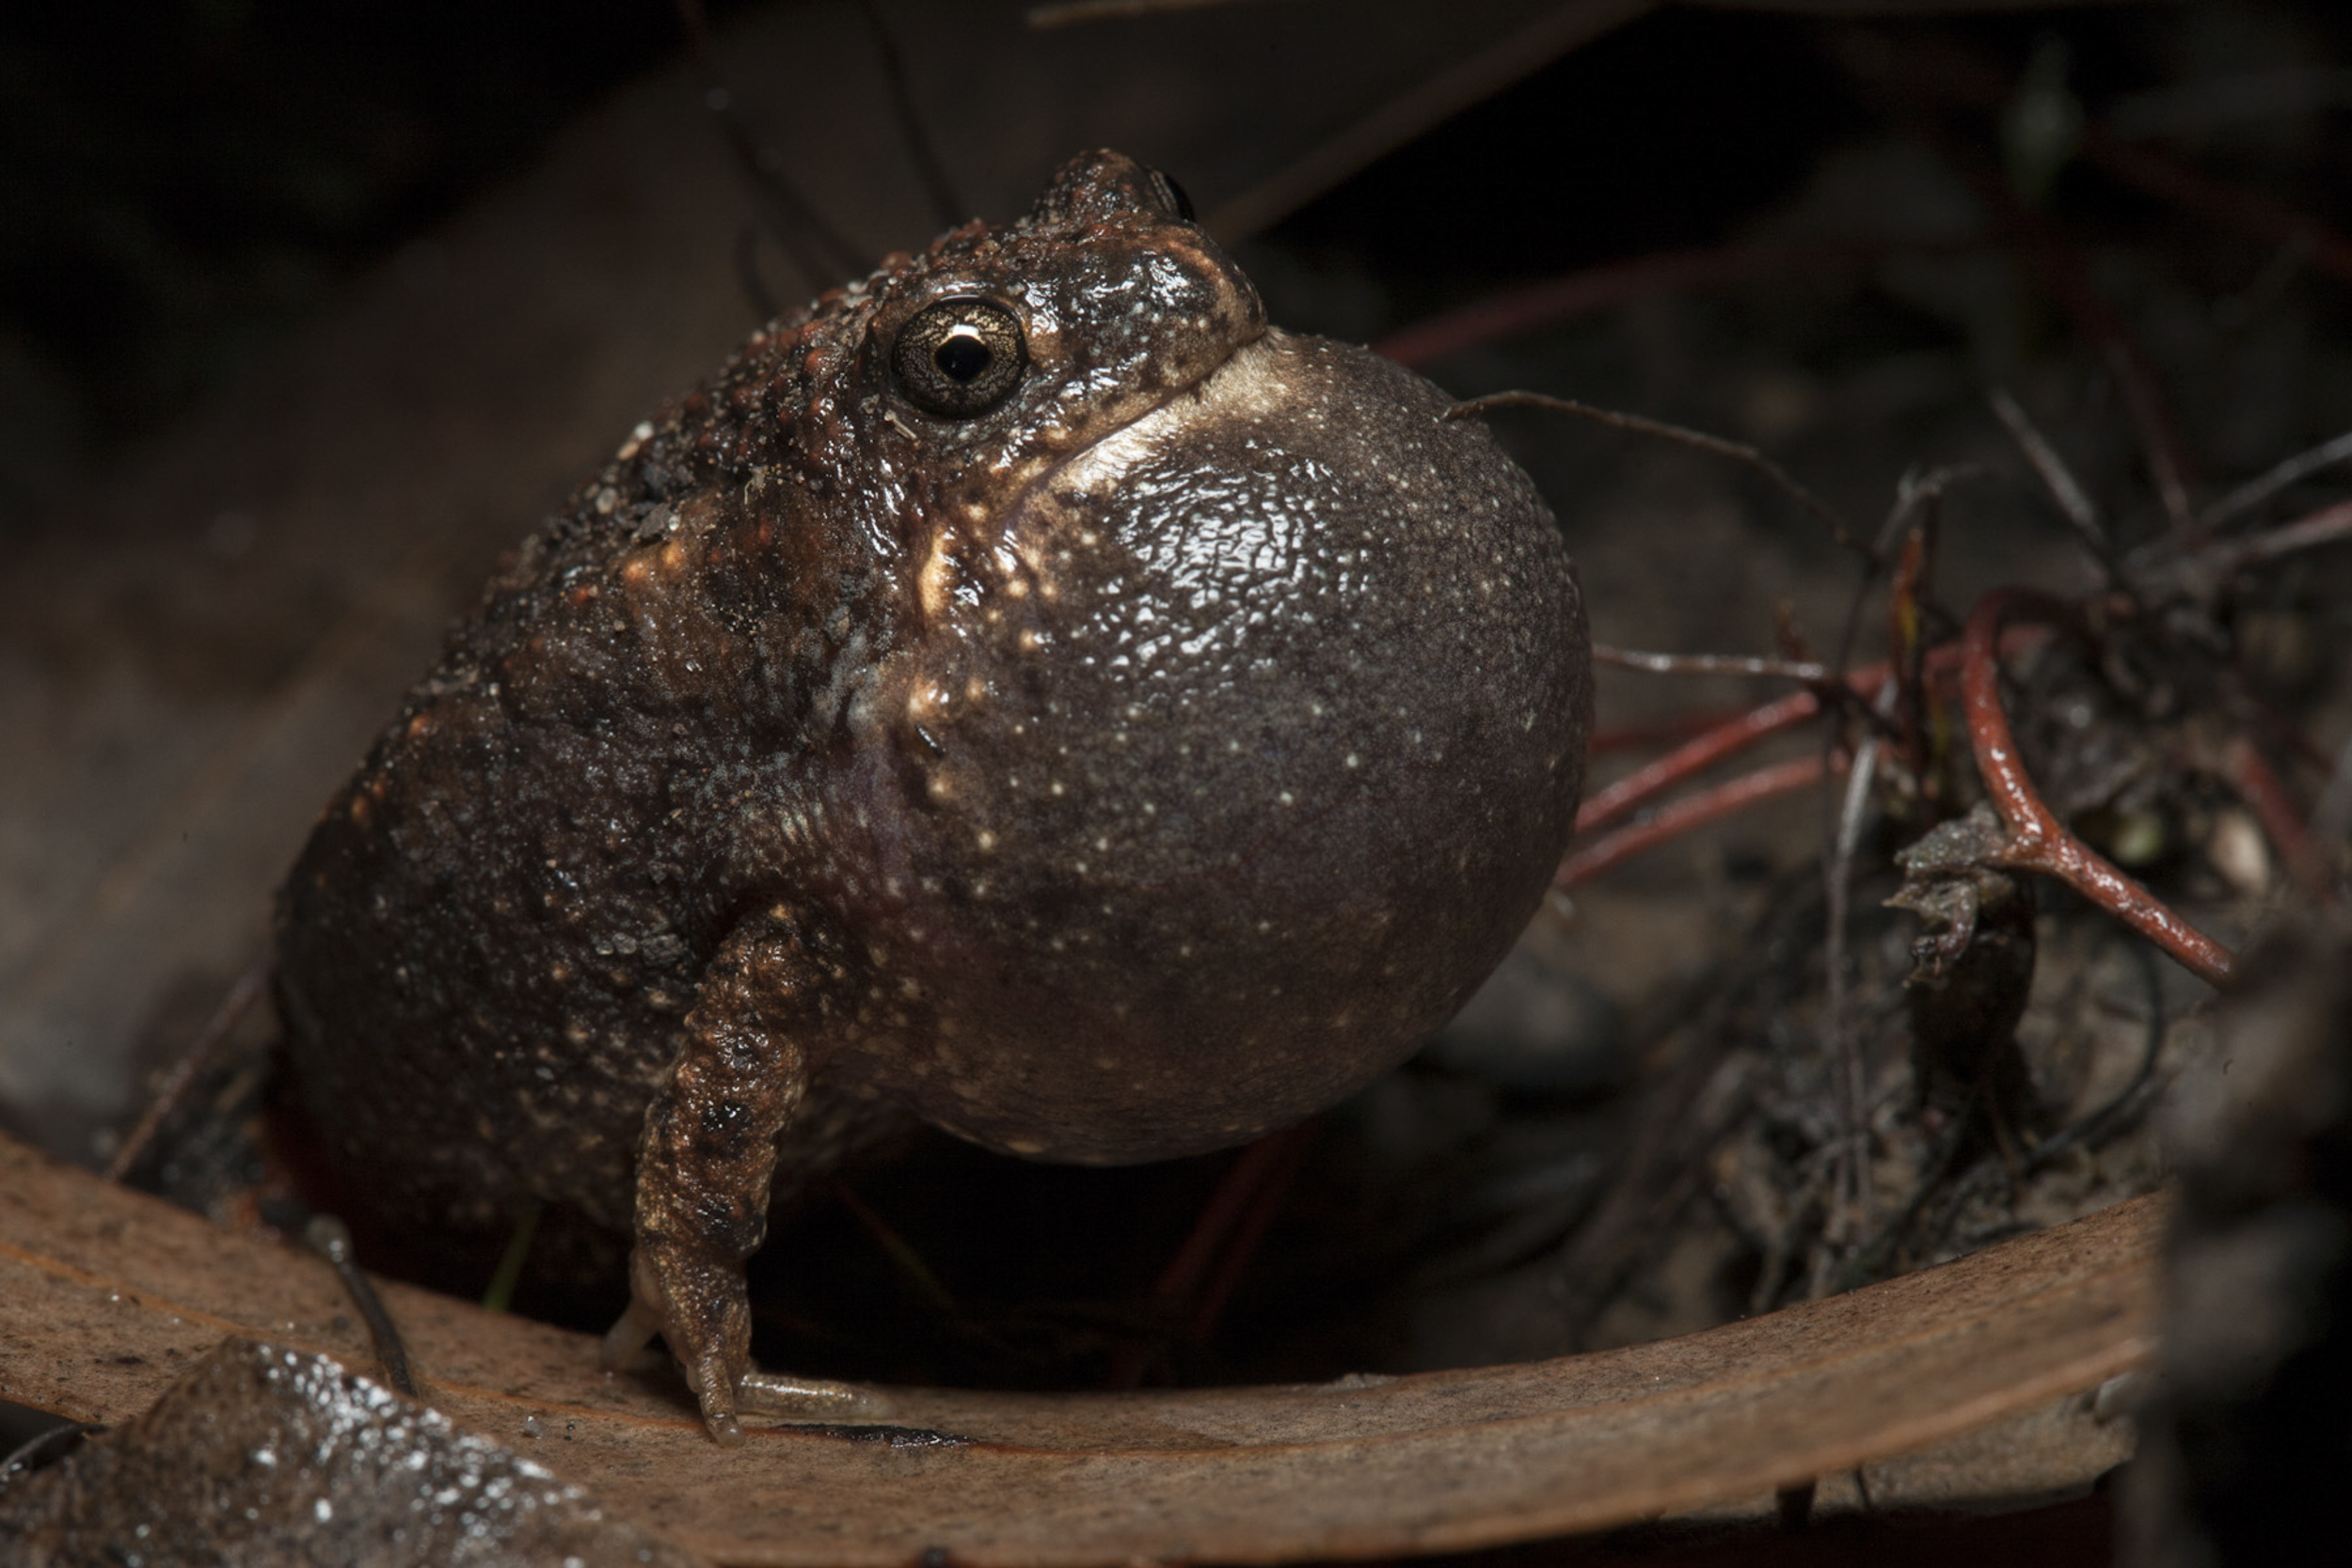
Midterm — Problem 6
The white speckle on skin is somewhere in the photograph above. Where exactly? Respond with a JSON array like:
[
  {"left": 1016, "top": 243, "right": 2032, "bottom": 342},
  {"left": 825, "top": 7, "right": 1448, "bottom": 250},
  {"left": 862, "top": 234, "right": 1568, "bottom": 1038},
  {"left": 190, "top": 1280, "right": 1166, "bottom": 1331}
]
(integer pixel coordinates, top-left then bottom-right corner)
[{"left": 917, "top": 530, "right": 959, "bottom": 620}]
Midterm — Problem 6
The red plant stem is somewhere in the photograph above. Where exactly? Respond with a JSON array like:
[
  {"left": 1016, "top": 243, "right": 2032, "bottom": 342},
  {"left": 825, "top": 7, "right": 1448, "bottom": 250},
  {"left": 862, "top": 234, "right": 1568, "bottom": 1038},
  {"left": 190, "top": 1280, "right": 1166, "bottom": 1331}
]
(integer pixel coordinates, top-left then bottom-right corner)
[
  {"left": 104, "top": 958, "right": 268, "bottom": 1183},
  {"left": 2081, "top": 126, "right": 2352, "bottom": 292},
  {"left": 1150, "top": 1138, "right": 1286, "bottom": 1304},
  {"left": 2014, "top": 224, "right": 2199, "bottom": 536},
  {"left": 1961, "top": 589, "right": 2237, "bottom": 988},
  {"left": 1590, "top": 709, "right": 1756, "bottom": 755},
  {"left": 1575, "top": 647, "right": 1982, "bottom": 837},
  {"left": 1577, "top": 689, "right": 1826, "bottom": 836},
  {"left": 2240, "top": 697, "right": 2338, "bottom": 777},
  {"left": 1559, "top": 754, "right": 1840, "bottom": 890},
  {"left": 1567, "top": 632, "right": 2052, "bottom": 872},
  {"left": 1860, "top": 56, "right": 2201, "bottom": 536},
  {"left": 2177, "top": 498, "right": 2352, "bottom": 587},
  {"left": 1104, "top": 1125, "right": 1314, "bottom": 1389},
  {"left": 1579, "top": 641, "right": 1988, "bottom": 832},
  {"left": 1835, "top": 33, "right": 2352, "bottom": 290},
  {"left": 1885, "top": 527, "right": 1931, "bottom": 788},
  {"left": 1372, "top": 242, "right": 1886, "bottom": 369},
  {"left": 2223, "top": 733, "right": 2310, "bottom": 876},
  {"left": 1185, "top": 1119, "right": 1319, "bottom": 1342}
]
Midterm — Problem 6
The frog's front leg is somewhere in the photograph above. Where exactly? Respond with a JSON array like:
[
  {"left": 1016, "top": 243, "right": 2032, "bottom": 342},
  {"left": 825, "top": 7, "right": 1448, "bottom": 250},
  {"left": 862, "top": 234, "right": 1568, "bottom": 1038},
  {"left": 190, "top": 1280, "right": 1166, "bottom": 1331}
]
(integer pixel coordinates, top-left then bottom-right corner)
[{"left": 601, "top": 911, "right": 891, "bottom": 1445}]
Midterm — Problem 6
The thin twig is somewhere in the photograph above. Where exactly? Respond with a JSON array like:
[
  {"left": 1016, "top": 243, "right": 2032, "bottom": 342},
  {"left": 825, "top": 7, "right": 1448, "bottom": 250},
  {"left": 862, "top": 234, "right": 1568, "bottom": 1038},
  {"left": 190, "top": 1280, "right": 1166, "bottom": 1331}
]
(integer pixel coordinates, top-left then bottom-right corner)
[
  {"left": 104, "top": 959, "right": 267, "bottom": 1183},
  {"left": 732, "top": 223, "right": 780, "bottom": 323},
  {"left": 1576, "top": 689, "right": 1825, "bottom": 836},
  {"left": 1821, "top": 681, "right": 1898, "bottom": 1255},
  {"left": 1813, "top": 497, "right": 1910, "bottom": 1267},
  {"left": 1549, "top": 865, "right": 1821, "bottom": 1337},
  {"left": 673, "top": 0, "right": 866, "bottom": 293},
  {"left": 2315, "top": 736, "right": 2352, "bottom": 847},
  {"left": 1593, "top": 645, "right": 1830, "bottom": 681},
  {"left": 2002, "top": 204, "right": 2201, "bottom": 539},
  {"left": 2138, "top": 498, "right": 2352, "bottom": 603},
  {"left": 2079, "top": 123, "right": 2352, "bottom": 294},
  {"left": 1929, "top": 110, "right": 2202, "bottom": 537},
  {"left": 1374, "top": 242, "right": 1907, "bottom": 370},
  {"left": 1028, "top": 0, "right": 1258, "bottom": 24},
  {"left": 859, "top": 0, "right": 966, "bottom": 230},
  {"left": 1882, "top": 523, "right": 1933, "bottom": 795},
  {"left": 480, "top": 1198, "right": 545, "bottom": 1316},
  {"left": 1826, "top": 463, "right": 1977, "bottom": 687},
  {"left": 1186, "top": 1120, "right": 1318, "bottom": 1340},
  {"left": 1835, "top": 1080, "right": 1980, "bottom": 1294},
  {"left": 2096, "top": 336, "right": 2198, "bottom": 540},
  {"left": 2026, "top": 940, "right": 2167, "bottom": 1173},
  {"left": 834, "top": 1180, "right": 959, "bottom": 1316},
  {"left": 2197, "top": 427, "right": 2352, "bottom": 533},
  {"left": 1834, "top": 24, "right": 2352, "bottom": 293},
  {"left": 1104, "top": 1122, "right": 1316, "bottom": 1388},
  {"left": 0, "top": 1419, "right": 97, "bottom": 1481},
  {"left": 305, "top": 1214, "right": 418, "bottom": 1397},
  {"left": 1959, "top": 588, "right": 2237, "bottom": 986},
  {"left": 1988, "top": 388, "right": 2120, "bottom": 579},
  {"left": 1445, "top": 391, "right": 1878, "bottom": 565},
  {"left": 1559, "top": 754, "right": 1841, "bottom": 888},
  {"left": 1590, "top": 709, "right": 1754, "bottom": 754},
  {"left": 2180, "top": 498, "right": 2352, "bottom": 585},
  {"left": 2222, "top": 733, "right": 2309, "bottom": 878},
  {"left": 2299, "top": 736, "right": 2352, "bottom": 903},
  {"left": 2239, "top": 697, "right": 2338, "bottom": 777},
  {"left": 1574, "top": 626, "right": 2052, "bottom": 843}
]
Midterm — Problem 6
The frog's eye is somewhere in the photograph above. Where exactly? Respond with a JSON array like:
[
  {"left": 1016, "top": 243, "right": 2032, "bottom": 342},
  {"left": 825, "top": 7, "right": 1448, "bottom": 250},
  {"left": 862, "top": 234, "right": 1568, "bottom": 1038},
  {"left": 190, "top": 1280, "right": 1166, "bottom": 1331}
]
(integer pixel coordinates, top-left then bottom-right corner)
[{"left": 892, "top": 297, "right": 1026, "bottom": 418}]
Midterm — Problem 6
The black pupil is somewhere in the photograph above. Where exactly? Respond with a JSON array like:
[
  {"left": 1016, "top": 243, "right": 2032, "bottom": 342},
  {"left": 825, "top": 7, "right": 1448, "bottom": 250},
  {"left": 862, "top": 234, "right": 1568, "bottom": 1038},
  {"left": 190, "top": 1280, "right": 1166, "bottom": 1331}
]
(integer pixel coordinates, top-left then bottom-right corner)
[{"left": 934, "top": 330, "right": 992, "bottom": 384}]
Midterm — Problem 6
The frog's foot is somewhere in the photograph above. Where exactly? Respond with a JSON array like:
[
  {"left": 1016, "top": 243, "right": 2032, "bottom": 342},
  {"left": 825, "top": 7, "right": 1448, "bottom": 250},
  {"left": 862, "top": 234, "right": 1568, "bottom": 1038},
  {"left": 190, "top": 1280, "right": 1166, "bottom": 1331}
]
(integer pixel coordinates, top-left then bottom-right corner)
[
  {"left": 736, "top": 1369, "right": 896, "bottom": 1421},
  {"left": 598, "top": 1291, "right": 668, "bottom": 1374},
  {"left": 605, "top": 1239, "right": 891, "bottom": 1445}
]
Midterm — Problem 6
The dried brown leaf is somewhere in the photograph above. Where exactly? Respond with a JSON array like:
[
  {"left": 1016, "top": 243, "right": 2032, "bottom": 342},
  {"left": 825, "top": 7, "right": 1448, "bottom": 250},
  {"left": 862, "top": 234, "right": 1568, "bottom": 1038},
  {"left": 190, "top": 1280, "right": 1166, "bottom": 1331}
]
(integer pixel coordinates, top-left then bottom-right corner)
[{"left": 0, "top": 1134, "right": 2156, "bottom": 1566}]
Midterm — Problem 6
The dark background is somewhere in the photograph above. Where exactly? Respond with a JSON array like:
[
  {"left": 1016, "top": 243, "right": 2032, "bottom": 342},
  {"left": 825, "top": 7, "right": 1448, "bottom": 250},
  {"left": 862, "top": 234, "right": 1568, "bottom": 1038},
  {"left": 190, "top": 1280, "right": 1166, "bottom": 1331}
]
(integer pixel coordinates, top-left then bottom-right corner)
[{"left": 9, "top": 0, "right": 2349, "bottom": 527}]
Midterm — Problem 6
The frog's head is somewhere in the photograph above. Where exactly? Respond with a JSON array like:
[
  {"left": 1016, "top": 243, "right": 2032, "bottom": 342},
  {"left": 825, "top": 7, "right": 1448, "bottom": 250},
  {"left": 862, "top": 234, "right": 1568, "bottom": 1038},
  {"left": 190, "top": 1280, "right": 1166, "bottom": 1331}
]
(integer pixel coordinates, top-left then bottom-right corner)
[
  {"left": 818, "top": 151, "right": 1592, "bottom": 1163},
  {"left": 789, "top": 150, "right": 1265, "bottom": 550}
]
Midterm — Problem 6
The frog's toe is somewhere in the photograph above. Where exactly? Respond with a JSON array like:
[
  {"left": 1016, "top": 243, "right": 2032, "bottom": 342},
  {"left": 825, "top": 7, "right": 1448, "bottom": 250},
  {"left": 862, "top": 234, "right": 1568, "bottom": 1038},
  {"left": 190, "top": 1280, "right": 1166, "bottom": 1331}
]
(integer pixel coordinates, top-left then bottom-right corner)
[
  {"left": 688, "top": 1350, "right": 750, "bottom": 1447},
  {"left": 736, "top": 1368, "right": 896, "bottom": 1420},
  {"left": 598, "top": 1291, "right": 665, "bottom": 1373}
]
